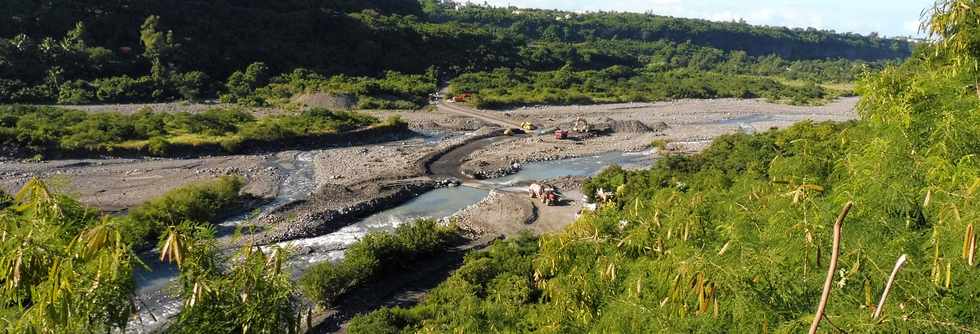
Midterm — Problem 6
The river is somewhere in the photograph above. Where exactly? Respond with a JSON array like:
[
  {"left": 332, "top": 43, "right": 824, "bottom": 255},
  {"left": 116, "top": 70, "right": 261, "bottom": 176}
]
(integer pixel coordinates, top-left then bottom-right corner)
[{"left": 126, "top": 139, "right": 654, "bottom": 333}]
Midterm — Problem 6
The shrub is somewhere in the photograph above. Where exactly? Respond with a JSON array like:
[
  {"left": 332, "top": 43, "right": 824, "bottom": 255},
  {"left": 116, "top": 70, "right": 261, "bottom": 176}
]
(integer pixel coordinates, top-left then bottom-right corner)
[
  {"left": 298, "top": 220, "right": 460, "bottom": 306},
  {"left": 122, "top": 176, "right": 245, "bottom": 247},
  {"left": 146, "top": 136, "right": 171, "bottom": 156},
  {"left": 173, "top": 70, "right": 210, "bottom": 101},
  {"left": 0, "top": 105, "right": 375, "bottom": 157},
  {"left": 93, "top": 75, "right": 157, "bottom": 103},
  {"left": 57, "top": 80, "right": 95, "bottom": 104}
]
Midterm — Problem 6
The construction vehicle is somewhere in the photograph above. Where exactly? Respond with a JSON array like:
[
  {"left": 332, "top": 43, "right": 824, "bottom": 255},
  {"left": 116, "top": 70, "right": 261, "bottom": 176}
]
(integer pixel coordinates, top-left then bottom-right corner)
[
  {"left": 543, "top": 191, "right": 560, "bottom": 206},
  {"left": 529, "top": 183, "right": 561, "bottom": 206},
  {"left": 452, "top": 93, "right": 472, "bottom": 102},
  {"left": 521, "top": 122, "right": 537, "bottom": 131},
  {"left": 572, "top": 117, "right": 590, "bottom": 133},
  {"left": 554, "top": 129, "right": 569, "bottom": 140}
]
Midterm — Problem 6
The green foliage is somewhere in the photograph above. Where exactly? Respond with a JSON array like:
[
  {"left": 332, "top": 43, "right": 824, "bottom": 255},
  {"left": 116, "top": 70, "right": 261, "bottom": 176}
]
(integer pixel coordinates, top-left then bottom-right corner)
[
  {"left": 0, "top": 177, "right": 298, "bottom": 333},
  {"left": 147, "top": 136, "right": 172, "bottom": 156},
  {"left": 241, "top": 69, "right": 437, "bottom": 110},
  {"left": 299, "top": 219, "right": 461, "bottom": 306},
  {"left": 452, "top": 67, "right": 840, "bottom": 109},
  {"left": 164, "top": 232, "right": 298, "bottom": 334},
  {"left": 435, "top": 4, "right": 911, "bottom": 61},
  {"left": 349, "top": 35, "right": 980, "bottom": 331},
  {"left": 122, "top": 176, "right": 245, "bottom": 248},
  {"left": 0, "top": 105, "right": 378, "bottom": 157},
  {"left": 382, "top": 114, "right": 406, "bottom": 127},
  {"left": 0, "top": 178, "right": 136, "bottom": 333},
  {"left": 347, "top": 232, "right": 540, "bottom": 334},
  {"left": 0, "top": 1, "right": 904, "bottom": 105},
  {"left": 220, "top": 62, "right": 271, "bottom": 105}
]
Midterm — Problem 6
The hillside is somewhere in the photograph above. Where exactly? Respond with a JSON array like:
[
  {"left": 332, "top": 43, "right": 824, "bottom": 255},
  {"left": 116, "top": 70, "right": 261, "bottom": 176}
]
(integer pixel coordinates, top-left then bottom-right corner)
[{"left": 0, "top": 1, "right": 909, "bottom": 105}]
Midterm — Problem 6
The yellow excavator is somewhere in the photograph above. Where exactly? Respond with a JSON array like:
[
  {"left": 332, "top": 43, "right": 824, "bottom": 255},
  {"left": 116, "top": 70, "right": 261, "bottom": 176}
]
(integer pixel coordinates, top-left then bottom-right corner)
[{"left": 521, "top": 122, "right": 537, "bottom": 131}]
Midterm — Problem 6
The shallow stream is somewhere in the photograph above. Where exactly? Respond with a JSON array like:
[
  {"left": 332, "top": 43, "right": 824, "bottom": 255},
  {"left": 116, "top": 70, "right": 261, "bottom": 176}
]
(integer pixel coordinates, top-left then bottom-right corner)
[{"left": 127, "top": 137, "right": 654, "bottom": 332}]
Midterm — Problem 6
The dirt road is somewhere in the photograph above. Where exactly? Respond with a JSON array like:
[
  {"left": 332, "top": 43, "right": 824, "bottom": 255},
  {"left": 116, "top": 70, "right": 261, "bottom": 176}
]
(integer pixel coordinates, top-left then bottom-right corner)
[{"left": 438, "top": 101, "right": 524, "bottom": 128}]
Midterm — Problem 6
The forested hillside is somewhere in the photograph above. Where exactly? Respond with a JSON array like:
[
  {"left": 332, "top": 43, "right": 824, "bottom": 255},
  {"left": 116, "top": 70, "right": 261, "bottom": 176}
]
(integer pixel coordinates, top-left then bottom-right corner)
[{"left": 0, "top": 0, "right": 910, "bottom": 105}]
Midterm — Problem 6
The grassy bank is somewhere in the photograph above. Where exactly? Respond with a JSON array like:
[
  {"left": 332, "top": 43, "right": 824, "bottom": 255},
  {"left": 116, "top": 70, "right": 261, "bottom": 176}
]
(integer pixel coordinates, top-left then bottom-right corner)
[
  {"left": 0, "top": 105, "right": 382, "bottom": 158},
  {"left": 120, "top": 176, "right": 248, "bottom": 248}
]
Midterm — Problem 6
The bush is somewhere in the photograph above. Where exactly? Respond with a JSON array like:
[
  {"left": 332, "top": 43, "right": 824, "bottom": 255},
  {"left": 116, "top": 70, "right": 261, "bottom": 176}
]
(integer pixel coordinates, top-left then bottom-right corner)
[
  {"left": 173, "top": 70, "right": 210, "bottom": 101},
  {"left": 122, "top": 176, "right": 245, "bottom": 247},
  {"left": 450, "top": 67, "right": 836, "bottom": 109},
  {"left": 346, "top": 233, "right": 539, "bottom": 334},
  {"left": 146, "top": 136, "right": 171, "bottom": 156},
  {"left": 241, "top": 69, "right": 436, "bottom": 110},
  {"left": 298, "top": 220, "right": 460, "bottom": 306},
  {"left": 93, "top": 76, "right": 157, "bottom": 103},
  {"left": 57, "top": 80, "right": 95, "bottom": 104}
]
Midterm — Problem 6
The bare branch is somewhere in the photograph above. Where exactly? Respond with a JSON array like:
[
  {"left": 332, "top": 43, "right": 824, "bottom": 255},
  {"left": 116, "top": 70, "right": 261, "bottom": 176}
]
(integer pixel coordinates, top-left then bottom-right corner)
[{"left": 809, "top": 201, "right": 853, "bottom": 334}]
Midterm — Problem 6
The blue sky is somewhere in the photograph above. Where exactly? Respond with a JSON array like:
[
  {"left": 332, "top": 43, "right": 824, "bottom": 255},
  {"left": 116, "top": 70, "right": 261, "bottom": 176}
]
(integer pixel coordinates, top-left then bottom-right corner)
[{"left": 476, "top": 0, "right": 932, "bottom": 37}]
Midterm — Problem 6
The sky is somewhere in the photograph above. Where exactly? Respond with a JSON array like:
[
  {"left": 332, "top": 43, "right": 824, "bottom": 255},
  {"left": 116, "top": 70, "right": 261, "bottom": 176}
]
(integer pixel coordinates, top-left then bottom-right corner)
[{"left": 475, "top": 0, "right": 933, "bottom": 38}]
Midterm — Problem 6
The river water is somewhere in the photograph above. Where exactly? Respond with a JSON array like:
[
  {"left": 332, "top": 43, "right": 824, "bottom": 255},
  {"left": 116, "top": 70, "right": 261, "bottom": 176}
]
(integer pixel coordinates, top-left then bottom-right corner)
[
  {"left": 127, "top": 142, "right": 654, "bottom": 332},
  {"left": 128, "top": 151, "right": 318, "bottom": 333}
]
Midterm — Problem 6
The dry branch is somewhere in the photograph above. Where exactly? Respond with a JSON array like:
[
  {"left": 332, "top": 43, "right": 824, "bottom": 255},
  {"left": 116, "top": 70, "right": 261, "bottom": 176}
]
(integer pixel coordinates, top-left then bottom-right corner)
[
  {"left": 873, "top": 254, "right": 908, "bottom": 320},
  {"left": 808, "top": 201, "right": 853, "bottom": 334}
]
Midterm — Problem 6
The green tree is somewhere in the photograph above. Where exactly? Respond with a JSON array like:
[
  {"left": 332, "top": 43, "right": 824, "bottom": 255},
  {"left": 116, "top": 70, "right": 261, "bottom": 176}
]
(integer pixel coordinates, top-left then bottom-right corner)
[
  {"left": 221, "top": 62, "right": 270, "bottom": 105},
  {"left": 160, "top": 223, "right": 299, "bottom": 334},
  {"left": 926, "top": 0, "right": 980, "bottom": 96},
  {"left": 0, "top": 178, "right": 136, "bottom": 333},
  {"left": 140, "top": 15, "right": 176, "bottom": 80}
]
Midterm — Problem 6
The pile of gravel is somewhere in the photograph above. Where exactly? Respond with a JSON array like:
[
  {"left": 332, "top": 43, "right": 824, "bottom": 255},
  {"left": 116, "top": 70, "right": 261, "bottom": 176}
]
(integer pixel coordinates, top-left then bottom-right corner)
[
  {"left": 584, "top": 117, "right": 666, "bottom": 134},
  {"left": 292, "top": 92, "right": 357, "bottom": 110}
]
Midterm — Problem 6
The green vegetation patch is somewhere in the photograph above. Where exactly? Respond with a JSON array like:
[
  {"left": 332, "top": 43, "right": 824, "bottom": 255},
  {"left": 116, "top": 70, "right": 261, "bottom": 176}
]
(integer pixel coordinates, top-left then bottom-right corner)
[
  {"left": 299, "top": 220, "right": 462, "bottom": 306},
  {"left": 120, "top": 176, "right": 246, "bottom": 248},
  {"left": 0, "top": 105, "right": 378, "bottom": 157},
  {"left": 222, "top": 63, "right": 438, "bottom": 110},
  {"left": 451, "top": 66, "right": 841, "bottom": 109},
  {"left": 0, "top": 178, "right": 137, "bottom": 332}
]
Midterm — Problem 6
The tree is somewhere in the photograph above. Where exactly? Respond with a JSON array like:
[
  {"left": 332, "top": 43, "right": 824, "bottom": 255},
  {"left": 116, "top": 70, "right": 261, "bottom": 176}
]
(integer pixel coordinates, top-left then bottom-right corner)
[
  {"left": 160, "top": 222, "right": 299, "bottom": 334},
  {"left": 926, "top": 0, "right": 980, "bottom": 96},
  {"left": 221, "top": 62, "right": 270, "bottom": 105},
  {"left": 0, "top": 178, "right": 136, "bottom": 333},
  {"left": 140, "top": 15, "right": 176, "bottom": 80}
]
